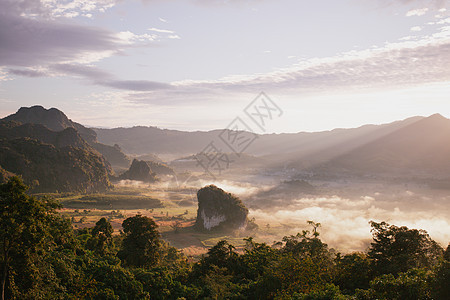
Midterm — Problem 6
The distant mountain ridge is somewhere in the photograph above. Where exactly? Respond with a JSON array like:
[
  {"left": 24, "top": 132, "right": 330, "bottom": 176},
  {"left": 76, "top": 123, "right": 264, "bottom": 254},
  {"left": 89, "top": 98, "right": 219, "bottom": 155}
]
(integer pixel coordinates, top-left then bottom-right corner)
[
  {"left": 2, "top": 105, "right": 449, "bottom": 184},
  {"left": 95, "top": 114, "right": 450, "bottom": 180},
  {"left": 313, "top": 113, "right": 450, "bottom": 178},
  {"left": 2, "top": 106, "right": 130, "bottom": 168},
  {"left": 93, "top": 117, "right": 424, "bottom": 158}
]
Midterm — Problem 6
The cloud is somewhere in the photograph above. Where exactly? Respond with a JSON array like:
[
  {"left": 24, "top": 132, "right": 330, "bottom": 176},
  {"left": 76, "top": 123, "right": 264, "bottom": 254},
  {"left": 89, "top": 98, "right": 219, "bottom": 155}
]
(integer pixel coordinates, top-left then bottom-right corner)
[
  {"left": 249, "top": 193, "right": 450, "bottom": 252},
  {"left": 117, "top": 31, "right": 157, "bottom": 45},
  {"left": 148, "top": 27, "right": 175, "bottom": 34},
  {"left": 4, "top": 0, "right": 449, "bottom": 103},
  {"left": 50, "top": 63, "right": 172, "bottom": 91},
  {"left": 0, "top": 2, "right": 122, "bottom": 67},
  {"left": 8, "top": 68, "right": 48, "bottom": 78},
  {"left": 7, "top": 63, "right": 173, "bottom": 93},
  {"left": 0, "top": 1, "right": 177, "bottom": 70},
  {"left": 37, "top": 0, "right": 117, "bottom": 19},
  {"left": 159, "top": 17, "right": 168, "bottom": 23},
  {"left": 170, "top": 32, "right": 450, "bottom": 94},
  {"left": 100, "top": 79, "right": 171, "bottom": 91},
  {"left": 388, "top": 0, "right": 447, "bottom": 9},
  {"left": 11, "top": 25, "right": 449, "bottom": 101},
  {"left": 406, "top": 8, "right": 429, "bottom": 17},
  {"left": 52, "top": 63, "right": 111, "bottom": 79},
  {"left": 410, "top": 26, "right": 422, "bottom": 31}
]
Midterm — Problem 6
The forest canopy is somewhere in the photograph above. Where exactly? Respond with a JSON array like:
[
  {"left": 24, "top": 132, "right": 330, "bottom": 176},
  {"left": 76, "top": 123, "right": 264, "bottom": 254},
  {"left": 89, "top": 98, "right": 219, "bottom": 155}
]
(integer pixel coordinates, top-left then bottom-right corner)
[{"left": 0, "top": 176, "right": 449, "bottom": 299}]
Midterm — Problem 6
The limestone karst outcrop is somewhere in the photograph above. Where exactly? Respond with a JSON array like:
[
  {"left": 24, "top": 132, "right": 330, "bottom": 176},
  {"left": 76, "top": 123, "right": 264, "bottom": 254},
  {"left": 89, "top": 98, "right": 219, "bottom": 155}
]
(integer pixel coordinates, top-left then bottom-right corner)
[{"left": 195, "top": 185, "right": 249, "bottom": 231}]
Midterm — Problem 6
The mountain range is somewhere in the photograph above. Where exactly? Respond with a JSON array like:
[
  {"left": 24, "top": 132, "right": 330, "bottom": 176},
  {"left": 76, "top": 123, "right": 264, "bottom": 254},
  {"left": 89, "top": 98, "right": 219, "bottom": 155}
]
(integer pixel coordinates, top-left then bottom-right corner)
[
  {"left": 94, "top": 113, "right": 450, "bottom": 180},
  {"left": 2, "top": 105, "right": 450, "bottom": 191}
]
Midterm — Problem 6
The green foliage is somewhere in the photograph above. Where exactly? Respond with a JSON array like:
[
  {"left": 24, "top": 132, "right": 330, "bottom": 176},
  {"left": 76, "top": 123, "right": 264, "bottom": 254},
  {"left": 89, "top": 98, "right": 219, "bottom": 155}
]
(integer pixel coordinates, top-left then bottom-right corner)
[
  {"left": 0, "top": 137, "right": 112, "bottom": 193},
  {"left": 368, "top": 221, "right": 443, "bottom": 276},
  {"left": 292, "top": 284, "right": 348, "bottom": 300},
  {"left": 430, "top": 260, "right": 450, "bottom": 300},
  {"left": 118, "top": 215, "right": 162, "bottom": 267},
  {"left": 0, "top": 176, "right": 61, "bottom": 299},
  {"left": 62, "top": 194, "right": 163, "bottom": 210},
  {"left": 86, "top": 218, "right": 114, "bottom": 255},
  {"left": 334, "top": 252, "right": 371, "bottom": 293},
  {"left": 0, "top": 182, "right": 447, "bottom": 300},
  {"left": 195, "top": 184, "right": 249, "bottom": 231},
  {"left": 368, "top": 268, "right": 432, "bottom": 300}
]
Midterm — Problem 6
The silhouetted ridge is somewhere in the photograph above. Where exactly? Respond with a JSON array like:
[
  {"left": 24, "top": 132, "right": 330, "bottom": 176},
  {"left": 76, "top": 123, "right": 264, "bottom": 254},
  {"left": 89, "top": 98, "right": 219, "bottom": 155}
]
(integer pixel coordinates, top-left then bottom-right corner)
[
  {"left": 2, "top": 105, "right": 130, "bottom": 168},
  {"left": 315, "top": 113, "right": 450, "bottom": 177}
]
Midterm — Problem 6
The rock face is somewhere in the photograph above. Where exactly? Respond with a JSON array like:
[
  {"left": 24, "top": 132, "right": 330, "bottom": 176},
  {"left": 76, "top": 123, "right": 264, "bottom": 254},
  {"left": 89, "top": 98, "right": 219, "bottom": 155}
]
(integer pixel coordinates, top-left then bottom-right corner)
[
  {"left": 118, "top": 159, "right": 158, "bottom": 182},
  {"left": 195, "top": 185, "right": 248, "bottom": 231}
]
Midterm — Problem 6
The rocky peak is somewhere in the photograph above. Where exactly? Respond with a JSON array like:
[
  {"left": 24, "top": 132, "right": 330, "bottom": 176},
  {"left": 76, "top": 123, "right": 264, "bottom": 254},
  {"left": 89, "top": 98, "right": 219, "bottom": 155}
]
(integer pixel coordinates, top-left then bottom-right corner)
[
  {"left": 195, "top": 185, "right": 249, "bottom": 232},
  {"left": 118, "top": 159, "right": 157, "bottom": 182},
  {"left": 3, "top": 105, "right": 98, "bottom": 143}
]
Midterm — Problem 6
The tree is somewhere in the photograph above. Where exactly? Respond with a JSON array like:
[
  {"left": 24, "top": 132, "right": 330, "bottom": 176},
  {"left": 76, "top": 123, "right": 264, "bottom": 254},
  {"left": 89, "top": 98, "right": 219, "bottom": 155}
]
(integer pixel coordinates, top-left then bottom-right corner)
[
  {"left": 118, "top": 215, "right": 161, "bottom": 267},
  {"left": 87, "top": 217, "right": 114, "bottom": 255},
  {"left": 431, "top": 260, "right": 450, "bottom": 300},
  {"left": 368, "top": 221, "right": 443, "bottom": 276},
  {"left": 369, "top": 268, "right": 431, "bottom": 299},
  {"left": 0, "top": 176, "right": 60, "bottom": 300},
  {"left": 334, "top": 252, "right": 371, "bottom": 293}
]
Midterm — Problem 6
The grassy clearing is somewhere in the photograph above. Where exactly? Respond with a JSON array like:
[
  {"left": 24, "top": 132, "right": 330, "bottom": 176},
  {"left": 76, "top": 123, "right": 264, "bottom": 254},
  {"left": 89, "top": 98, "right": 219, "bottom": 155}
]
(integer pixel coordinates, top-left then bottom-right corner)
[{"left": 61, "top": 194, "right": 163, "bottom": 209}]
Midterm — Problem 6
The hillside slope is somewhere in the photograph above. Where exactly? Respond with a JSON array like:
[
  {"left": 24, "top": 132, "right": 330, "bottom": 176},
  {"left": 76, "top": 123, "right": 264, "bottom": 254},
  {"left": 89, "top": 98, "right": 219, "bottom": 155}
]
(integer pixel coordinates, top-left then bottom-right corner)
[
  {"left": 0, "top": 121, "right": 112, "bottom": 192},
  {"left": 313, "top": 114, "right": 450, "bottom": 178},
  {"left": 3, "top": 106, "right": 130, "bottom": 168}
]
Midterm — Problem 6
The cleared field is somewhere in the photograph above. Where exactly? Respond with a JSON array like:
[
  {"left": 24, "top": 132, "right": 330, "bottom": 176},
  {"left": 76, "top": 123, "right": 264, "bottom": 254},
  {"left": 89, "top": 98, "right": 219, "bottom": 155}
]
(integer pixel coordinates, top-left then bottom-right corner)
[{"left": 55, "top": 183, "right": 275, "bottom": 257}]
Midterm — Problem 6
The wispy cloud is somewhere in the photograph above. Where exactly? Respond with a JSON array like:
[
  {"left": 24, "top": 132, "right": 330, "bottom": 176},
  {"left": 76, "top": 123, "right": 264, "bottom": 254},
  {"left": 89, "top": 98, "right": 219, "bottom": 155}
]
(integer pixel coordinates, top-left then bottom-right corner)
[
  {"left": 50, "top": 63, "right": 172, "bottom": 91},
  {"left": 117, "top": 31, "right": 157, "bottom": 45},
  {"left": 8, "top": 68, "right": 48, "bottom": 78},
  {"left": 14, "top": 25, "right": 449, "bottom": 105},
  {"left": 40, "top": 0, "right": 117, "bottom": 19},
  {"left": 0, "top": 1, "right": 180, "bottom": 70},
  {"left": 165, "top": 29, "right": 450, "bottom": 96},
  {"left": 0, "top": 13, "right": 120, "bottom": 66},
  {"left": 0, "top": 1, "right": 125, "bottom": 67},
  {"left": 4, "top": 0, "right": 450, "bottom": 107},
  {"left": 406, "top": 8, "right": 429, "bottom": 17},
  {"left": 148, "top": 27, "right": 175, "bottom": 34}
]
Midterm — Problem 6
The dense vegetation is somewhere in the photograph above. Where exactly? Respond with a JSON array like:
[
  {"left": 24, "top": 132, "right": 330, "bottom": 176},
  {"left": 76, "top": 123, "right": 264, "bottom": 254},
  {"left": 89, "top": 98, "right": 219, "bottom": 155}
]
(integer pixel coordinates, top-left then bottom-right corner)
[
  {"left": 0, "top": 121, "right": 113, "bottom": 193},
  {"left": 196, "top": 185, "right": 249, "bottom": 232},
  {"left": 1, "top": 177, "right": 449, "bottom": 299},
  {"left": 2, "top": 105, "right": 130, "bottom": 170}
]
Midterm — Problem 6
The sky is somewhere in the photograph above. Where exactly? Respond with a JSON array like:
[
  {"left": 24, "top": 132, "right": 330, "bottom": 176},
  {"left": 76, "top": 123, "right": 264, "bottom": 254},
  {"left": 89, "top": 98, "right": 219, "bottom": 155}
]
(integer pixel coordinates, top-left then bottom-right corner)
[{"left": 0, "top": 0, "right": 449, "bottom": 133}]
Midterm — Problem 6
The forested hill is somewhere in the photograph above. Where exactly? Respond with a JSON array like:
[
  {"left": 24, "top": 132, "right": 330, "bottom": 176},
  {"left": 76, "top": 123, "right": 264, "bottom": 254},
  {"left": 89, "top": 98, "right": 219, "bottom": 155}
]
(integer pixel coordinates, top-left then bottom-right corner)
[
  {"left": 0, "top": 121, "right": 112, "bottom": 193},
  {"left": 2, "top": 106, "right": 130, "bottom": 168}
]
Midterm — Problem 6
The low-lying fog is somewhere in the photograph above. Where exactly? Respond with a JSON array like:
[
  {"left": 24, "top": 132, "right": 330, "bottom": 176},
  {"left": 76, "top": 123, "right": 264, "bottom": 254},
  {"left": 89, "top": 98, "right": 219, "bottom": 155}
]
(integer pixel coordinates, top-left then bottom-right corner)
[
  {"left": 220, "top": 179, "right": 450, "bottom": 253},
  {"left": 117, "top": 176, "right": 450, "bottom": 253}
]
